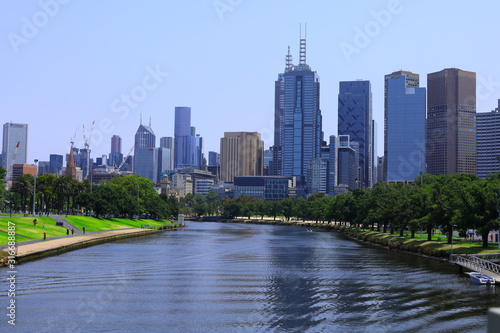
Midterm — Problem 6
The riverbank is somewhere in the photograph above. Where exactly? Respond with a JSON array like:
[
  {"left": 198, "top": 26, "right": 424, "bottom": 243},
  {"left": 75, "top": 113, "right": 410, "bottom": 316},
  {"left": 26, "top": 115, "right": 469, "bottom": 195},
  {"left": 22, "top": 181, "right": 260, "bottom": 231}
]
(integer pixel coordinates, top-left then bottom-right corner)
[
  {"left": 200, "top": 217, "right": 500, "bottom": 258},
  {"left": 0, "top": 224, "right": 179, "bottom": 267}
]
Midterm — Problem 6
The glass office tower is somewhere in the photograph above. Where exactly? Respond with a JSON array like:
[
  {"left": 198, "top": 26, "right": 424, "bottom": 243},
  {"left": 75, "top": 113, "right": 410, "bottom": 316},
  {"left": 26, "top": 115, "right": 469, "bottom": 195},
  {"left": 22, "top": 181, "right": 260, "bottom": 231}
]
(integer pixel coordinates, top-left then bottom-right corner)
[
  {"left": 280, "top": 39, "right": 322, "bottom": 191},
  {"left": 384, "top": 71, "right": 426, "bottom": 182},
  {"left": 427, "top": 68, "right": 476, "bottom": 175},
  {"left": 338, "top": 81, "right": 373, "bottom": 188}
]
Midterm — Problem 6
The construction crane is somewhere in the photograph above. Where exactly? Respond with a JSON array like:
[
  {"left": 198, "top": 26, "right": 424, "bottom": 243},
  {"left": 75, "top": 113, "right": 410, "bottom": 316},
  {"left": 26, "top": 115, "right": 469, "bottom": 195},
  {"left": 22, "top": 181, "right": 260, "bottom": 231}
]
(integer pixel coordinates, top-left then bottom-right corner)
[
  {"left": 82, "top": 121, "right": 95, "bottom": 180},
  {"left": 6, "top": 141, "right": 20, "bottom": 181},
  {"left": 115, "top": 142, "right": 136, "bottom": 173}
]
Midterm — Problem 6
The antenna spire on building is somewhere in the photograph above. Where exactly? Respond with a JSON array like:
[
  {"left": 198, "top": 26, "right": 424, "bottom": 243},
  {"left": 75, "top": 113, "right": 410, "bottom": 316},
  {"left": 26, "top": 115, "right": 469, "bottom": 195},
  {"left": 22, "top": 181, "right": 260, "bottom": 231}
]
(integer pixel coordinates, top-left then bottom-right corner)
[
  {"left": 285, "top": 45, "right": 293, "bottom": 71},
  {"left": 140, "top": 113, "right": 143, "bottom": 125},
  {"left": 299, "top": 23, "right": 307, "bottom": 65},
  {"left": 149, "top": 116, "right": 151, "bottom": 127}
]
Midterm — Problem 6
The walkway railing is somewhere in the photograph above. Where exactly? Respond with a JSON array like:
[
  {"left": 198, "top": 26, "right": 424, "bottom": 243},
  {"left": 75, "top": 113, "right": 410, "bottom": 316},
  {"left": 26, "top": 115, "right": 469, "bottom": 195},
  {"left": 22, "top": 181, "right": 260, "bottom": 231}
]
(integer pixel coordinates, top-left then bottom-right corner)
[{"left": 450, "top": 254, "right": 500, "bottom": 275}]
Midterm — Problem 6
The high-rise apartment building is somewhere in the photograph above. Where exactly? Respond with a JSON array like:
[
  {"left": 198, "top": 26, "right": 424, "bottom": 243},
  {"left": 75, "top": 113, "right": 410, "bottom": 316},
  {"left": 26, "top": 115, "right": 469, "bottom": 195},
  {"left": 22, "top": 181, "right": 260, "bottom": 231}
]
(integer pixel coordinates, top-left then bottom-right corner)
[
  {"left": 133, "top": 123, "right": 157, "bottom": 182},
  {"left": 220, "top": 132, "right": 264, "bottom": 183},
  {"left": 279, "top": 38, "right": 322, "bottom": 191},
  {"left": 477, "top": 100, "right": 500, "bottom": 178},
  {"left": 427, "top": 68, "right": 476, "bottom": 175},
  {"left": 2, "top": 122, "right": 28, "bottom": 180},
  {"left": 384, "top": 71, "right": 426, "bottom": 182},
  {"left": 338, "top": 80, "right": 373, "bottom": 188}
]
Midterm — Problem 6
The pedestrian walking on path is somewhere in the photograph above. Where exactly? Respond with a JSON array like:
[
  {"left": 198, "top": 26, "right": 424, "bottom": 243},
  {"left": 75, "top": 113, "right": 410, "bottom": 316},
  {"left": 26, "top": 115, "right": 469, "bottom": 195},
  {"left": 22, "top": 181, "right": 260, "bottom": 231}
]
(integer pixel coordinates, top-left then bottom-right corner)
[
  {"left": 43, "top": 232, "right": 46, "bottom": 240},
  {"left": 71, "top": 228, "right": 74, "bottom": 236},
  {"left": 66, "top": 228, "right": 69, "bottom": 236},
  {"left": 82, "top": 226, "right": 86, "bottom": 234}
]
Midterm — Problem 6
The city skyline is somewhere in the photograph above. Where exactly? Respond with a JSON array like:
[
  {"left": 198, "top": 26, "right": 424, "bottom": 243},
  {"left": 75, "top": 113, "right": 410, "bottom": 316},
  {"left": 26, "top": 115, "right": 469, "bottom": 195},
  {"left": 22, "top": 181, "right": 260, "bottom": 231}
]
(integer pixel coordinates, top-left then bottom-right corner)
[{"left": 2, "top": 2, "right": 500, "bottom": 163}]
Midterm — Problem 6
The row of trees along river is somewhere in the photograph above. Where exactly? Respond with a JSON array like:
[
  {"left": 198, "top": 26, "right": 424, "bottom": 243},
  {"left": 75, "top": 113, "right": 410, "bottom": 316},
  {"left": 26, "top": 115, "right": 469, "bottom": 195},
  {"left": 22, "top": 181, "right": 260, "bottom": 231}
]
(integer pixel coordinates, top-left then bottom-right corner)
[{"left": 1, "top": 166, "right": 500, "bottom": 248}]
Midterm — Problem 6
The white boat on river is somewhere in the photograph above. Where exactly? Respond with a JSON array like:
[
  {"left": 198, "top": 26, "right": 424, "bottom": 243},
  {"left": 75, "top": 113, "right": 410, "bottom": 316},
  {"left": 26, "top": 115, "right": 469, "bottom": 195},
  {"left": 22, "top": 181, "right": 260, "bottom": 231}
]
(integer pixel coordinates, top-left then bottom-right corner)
[{"left": 470, "top": 272, "right": 496, "bottom": 285}]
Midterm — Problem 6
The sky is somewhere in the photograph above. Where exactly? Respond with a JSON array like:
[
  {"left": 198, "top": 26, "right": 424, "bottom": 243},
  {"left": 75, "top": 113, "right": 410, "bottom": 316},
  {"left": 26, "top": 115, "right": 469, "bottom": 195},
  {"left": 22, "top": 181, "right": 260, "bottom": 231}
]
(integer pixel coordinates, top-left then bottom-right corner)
[{"left": 2, "top": 0, "right": 500, "bottom": 164}]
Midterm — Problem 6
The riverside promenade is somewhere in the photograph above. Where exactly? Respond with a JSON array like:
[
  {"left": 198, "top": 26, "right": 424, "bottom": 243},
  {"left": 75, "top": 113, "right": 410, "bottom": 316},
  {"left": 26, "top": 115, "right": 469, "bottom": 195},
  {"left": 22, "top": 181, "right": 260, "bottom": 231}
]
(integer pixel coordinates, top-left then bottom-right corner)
[{"left": 1, "top": 228, "right": 163, "bottom": 266}]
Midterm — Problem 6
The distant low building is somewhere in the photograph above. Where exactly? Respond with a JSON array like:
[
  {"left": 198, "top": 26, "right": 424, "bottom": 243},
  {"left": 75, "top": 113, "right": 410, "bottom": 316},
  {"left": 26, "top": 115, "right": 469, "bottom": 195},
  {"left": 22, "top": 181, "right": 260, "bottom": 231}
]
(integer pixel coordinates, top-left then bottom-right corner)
[
  {"left": 12, "top": 163, "right": 36, "bottom": 180},
  {"left": 234, "top": 176, "right": 293, "bottom": 201}
]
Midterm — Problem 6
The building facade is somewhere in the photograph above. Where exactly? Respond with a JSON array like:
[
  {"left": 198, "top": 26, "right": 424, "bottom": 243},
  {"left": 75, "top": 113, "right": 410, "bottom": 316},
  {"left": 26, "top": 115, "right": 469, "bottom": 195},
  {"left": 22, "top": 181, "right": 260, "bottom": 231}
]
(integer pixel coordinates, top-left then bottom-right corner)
[
  {"left": 384, "top": 71, "right": 426, "bottom": 182},
  {"left": 477, "top": 100, "right": 500, "bottom": 178},
  {"left": 2, "top": 122, "right": 28, "bottom": 180},
  {"left": 220, "top": 132, "right": 264, "bottom": 183},
  {"left": 427, "top": 68, "right": 476, "bottom": 175},
  {"left": 338, "top": 80, "right": 373, "bottom": 188}
]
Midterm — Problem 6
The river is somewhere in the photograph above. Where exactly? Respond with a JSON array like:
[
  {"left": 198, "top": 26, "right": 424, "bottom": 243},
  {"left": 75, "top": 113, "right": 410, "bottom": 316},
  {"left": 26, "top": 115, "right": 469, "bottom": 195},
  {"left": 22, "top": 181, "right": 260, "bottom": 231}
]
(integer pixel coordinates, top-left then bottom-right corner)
[{"left": 1, "top": 221, "right": 499, "bottom": 332}]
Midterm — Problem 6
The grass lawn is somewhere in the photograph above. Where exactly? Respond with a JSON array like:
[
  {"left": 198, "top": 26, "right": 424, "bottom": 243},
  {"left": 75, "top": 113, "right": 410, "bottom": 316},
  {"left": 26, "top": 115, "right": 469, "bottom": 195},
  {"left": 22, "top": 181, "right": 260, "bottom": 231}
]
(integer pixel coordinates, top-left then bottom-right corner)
[
  {"left": 64, "top": 216, "right": 172, "bottom": 232},
  {"left": 0, "top": 232, "right": 31, "bottom": 244},
  {"left": 0, "top": 217, "right": 67, "bottom": 244}
]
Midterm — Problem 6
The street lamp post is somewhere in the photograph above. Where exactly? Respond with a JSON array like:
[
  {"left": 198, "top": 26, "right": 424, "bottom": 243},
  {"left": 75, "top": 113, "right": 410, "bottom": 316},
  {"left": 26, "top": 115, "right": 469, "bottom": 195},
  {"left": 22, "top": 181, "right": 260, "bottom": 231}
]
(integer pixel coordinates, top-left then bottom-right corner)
[
  {"left": 33, "top": 159, "right": 38, "bottom": 216},
  {"left": 450, "top": 224, "right": 455, "bottom": 262}
]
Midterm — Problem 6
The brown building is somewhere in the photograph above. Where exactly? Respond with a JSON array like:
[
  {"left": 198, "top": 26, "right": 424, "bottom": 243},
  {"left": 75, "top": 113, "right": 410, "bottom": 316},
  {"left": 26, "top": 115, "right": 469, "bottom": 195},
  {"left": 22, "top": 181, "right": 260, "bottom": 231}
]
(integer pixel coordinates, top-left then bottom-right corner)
[
  {"left": 220, "top": 132, "right": 264, "bottom": 183},
  {"left": 12, "top": 164, "right": 37, "bottom": 180},
  {"left": 427, "top": 68, "right": 476, "bottom": 175}
]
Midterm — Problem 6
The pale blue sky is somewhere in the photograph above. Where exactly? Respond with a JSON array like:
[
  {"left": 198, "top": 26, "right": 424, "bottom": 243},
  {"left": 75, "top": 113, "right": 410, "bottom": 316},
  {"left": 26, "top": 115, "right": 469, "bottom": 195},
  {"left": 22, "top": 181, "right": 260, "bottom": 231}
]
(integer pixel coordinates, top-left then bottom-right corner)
[{"left": 1, "top": 0, "right": 499, "bottom": 164}]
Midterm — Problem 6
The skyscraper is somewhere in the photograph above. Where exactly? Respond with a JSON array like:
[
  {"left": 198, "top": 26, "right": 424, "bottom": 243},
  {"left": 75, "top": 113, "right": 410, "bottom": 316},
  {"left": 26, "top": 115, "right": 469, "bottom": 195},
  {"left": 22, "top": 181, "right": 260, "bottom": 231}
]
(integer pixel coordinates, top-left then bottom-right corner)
[
  {"left": 208, "top": 151, "right": 220, "bottom": 167},
  {"left": 269, "top": 48, "right": 290, "bottom": 177},
  {"left": 2, "top": 122, "right": 28, "bottom": 180},
  {"left": 384, "top": 71, "right": 426, "bottom": 182},
  {"left": 111, "top": 135, "right": 122, "bottom": 154},
  {"left": 160, "top": 136, "right": 174, "bottom": 171},
  {"left": 279, "top": 36, "right": 322, "bottom": 191},
  {"left": 476, "top": 100, "right": 500, "bottom": 178},
  {"left": 427, "top": 68, "right": 476, "bottom": 175},
  {"left": 220, "top": 132, "right": 264, "bottom": 183},
  {"left": 337, "top": 135, "right": 359, "bottom": 191},
  {"left": 338, "top": 80, "right": 373, "bottom": 188},
  {"left": 174, "top": 106, "right": 194, "bottom": 168},
  {"left": 49, "top": 154, "right": 63, "bottom": 175},
  {"left": 133, "top": 123, "right": 157, "bottom": 182},
  {"left": 109, "top": 135, "right": 123, "bottom": 168}
]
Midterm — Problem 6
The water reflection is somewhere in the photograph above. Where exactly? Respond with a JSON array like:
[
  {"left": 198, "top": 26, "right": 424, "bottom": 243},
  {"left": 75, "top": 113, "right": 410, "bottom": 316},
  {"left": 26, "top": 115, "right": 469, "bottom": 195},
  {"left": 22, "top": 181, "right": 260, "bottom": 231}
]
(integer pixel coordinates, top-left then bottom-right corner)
[{"left": 0, "top": 222, "right": 499, "bottom": 332}]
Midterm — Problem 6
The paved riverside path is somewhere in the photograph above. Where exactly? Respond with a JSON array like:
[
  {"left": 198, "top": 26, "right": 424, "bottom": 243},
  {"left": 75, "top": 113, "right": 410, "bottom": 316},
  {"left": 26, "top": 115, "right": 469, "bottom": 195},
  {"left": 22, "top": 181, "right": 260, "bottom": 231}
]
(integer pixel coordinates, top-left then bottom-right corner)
[
  {"left": 8, "top": 228, "right": 158, "bottom": 262},
  {"left": 49, "top": 215, "right": 84, "bottom": 235}
]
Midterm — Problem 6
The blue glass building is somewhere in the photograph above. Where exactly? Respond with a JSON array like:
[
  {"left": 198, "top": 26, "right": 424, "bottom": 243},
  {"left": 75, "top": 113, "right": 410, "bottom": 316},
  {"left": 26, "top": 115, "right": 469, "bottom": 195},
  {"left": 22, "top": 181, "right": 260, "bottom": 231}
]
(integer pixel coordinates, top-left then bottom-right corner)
[
  {"left": 280, "top": 39, "right": 322, "bottom": 191},
  {"left": 338, "top": 81, "right": 372, "bottom": 188},
  {"left": 49, "top": 154, "right": 63, "bottom": 175},
  {"left": 174, "top": 106, "right": 194, "bottom": 168},
  {"left": 133, "top": 123, "right": 157, "bottom": 182},
  {"left": 384, "top": 71, "right": 426, "bottom": 182}
]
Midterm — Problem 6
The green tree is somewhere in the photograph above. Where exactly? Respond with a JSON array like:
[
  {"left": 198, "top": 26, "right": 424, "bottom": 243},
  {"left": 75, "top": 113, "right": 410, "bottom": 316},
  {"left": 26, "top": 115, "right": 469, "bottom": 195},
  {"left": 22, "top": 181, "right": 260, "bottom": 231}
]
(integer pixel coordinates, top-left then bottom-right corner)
[
  {"left": 192, "top": 193, "right": 208, "bottom": 217},
  {"left": 221, "top": 198, "right": 241, "bottom": 218},
  {"left": 280, "top": 198, "right": 295, "bottom": 221},
  {"left": 455, "top": 178, "right": 500, "bottom": 248},
  {"left": 11, "top": 174, "right": 33, "bottom": 213}
]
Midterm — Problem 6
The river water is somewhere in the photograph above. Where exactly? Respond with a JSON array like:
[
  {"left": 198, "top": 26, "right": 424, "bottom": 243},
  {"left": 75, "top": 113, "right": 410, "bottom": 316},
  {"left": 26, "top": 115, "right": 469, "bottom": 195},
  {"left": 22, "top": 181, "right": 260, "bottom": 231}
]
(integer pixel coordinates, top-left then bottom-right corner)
[{"left": 1, "top": 221, "right": 499, "bottom": 332}]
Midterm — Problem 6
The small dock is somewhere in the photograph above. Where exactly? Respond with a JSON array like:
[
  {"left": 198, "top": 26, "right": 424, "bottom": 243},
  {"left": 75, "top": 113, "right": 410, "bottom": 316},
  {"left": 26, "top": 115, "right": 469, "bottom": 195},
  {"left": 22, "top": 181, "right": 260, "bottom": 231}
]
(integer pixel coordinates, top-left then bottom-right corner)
[{"left": 450, "top": 254, "right": 500, "bottom": 283}]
